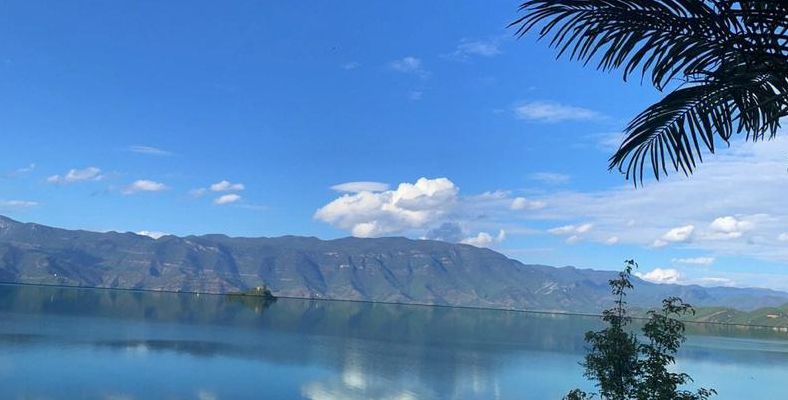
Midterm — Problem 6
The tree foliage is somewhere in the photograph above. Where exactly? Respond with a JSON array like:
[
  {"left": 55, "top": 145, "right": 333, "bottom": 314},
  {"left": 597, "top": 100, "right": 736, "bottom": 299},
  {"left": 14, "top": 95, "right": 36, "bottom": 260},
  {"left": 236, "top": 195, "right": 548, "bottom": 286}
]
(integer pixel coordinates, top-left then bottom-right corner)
[
  {"left": 510, "top": 1, "right": 788, "bottom": 185},
  {"left": 564, "top": 260, "right": 716, "bottom": 399}
]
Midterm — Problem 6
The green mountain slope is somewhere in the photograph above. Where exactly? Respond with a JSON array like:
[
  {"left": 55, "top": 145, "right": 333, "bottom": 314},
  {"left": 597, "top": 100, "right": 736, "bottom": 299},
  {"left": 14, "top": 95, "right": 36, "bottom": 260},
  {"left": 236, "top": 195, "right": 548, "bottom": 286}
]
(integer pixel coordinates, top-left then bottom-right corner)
[
  {"left": 691, "top": 304, "right": 788, "bottom": 328},
  {"left": 1, "top": 215, "right": 787, "bottom": 313}
]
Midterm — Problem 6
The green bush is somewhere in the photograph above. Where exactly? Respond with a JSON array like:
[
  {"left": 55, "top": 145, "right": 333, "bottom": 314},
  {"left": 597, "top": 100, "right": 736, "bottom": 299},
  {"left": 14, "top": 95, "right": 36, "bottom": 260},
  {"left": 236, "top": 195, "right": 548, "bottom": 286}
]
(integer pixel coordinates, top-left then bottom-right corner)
[{"left": 565, "top": 260, "right": 716, "bottom": 400}]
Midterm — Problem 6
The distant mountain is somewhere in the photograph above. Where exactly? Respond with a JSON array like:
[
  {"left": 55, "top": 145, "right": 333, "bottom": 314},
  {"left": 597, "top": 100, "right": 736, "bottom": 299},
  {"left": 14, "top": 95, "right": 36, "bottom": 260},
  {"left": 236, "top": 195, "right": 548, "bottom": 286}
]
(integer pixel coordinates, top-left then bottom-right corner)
[{"left": 1, "top": 215, "right": 787, "bottom": 313}]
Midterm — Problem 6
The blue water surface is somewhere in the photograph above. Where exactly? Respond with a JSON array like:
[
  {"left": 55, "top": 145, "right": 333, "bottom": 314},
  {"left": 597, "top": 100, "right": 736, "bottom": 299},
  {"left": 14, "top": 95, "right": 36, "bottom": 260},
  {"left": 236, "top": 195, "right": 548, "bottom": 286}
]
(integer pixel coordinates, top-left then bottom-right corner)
[{"left": 1, "top": 284, "right": 787, "bottom": 399}]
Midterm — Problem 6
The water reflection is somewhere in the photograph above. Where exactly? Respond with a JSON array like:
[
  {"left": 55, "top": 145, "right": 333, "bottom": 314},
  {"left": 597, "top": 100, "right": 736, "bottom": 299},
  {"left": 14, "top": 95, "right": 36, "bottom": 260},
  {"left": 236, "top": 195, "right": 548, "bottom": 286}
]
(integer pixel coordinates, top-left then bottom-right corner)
[{"left": 1, "top": 284, "right": 788, "bottom": 399}]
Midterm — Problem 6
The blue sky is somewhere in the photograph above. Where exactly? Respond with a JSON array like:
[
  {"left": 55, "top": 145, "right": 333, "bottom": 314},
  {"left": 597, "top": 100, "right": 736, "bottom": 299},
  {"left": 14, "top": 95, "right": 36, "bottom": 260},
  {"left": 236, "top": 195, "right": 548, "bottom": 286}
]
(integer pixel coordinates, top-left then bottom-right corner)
[{"left": 2, "top": 1, "right": 788, "bottom": 290}]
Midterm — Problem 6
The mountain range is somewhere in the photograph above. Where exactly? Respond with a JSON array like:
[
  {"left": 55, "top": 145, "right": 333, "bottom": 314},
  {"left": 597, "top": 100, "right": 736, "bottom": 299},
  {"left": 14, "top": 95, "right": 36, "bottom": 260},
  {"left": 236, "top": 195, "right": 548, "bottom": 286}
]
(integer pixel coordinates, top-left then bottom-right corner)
[{"left": 1, "top": 215, "right": 786, "bottom": 313}]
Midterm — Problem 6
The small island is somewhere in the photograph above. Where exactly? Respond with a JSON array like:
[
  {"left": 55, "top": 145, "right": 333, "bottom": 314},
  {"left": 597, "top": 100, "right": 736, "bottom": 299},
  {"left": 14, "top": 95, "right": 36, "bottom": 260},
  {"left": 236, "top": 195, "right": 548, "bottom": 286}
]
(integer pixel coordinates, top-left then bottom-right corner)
[
  {"left": 225, "top": 286, "right": 277, "bottom": 314},
  {"left": 228, "top": 286, "right": 277, "bottom": 301}
]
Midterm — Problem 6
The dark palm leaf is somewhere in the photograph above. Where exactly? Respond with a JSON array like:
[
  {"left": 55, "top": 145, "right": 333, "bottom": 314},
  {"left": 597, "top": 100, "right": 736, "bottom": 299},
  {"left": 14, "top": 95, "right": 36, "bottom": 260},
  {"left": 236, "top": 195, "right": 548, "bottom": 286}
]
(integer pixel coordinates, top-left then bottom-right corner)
[{"left": 511, "top": 0, "right": 788, "bottom": 185}]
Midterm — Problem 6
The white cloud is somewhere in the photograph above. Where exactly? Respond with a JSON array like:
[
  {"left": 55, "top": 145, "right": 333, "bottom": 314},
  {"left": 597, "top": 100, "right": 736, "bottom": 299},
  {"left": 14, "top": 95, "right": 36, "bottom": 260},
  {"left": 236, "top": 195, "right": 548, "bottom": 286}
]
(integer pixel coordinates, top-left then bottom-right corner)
[
  {"left": 341, "top": 62, "right": 360, "bottom": 70},
  {"left": 315, "top": 177, "right": 458, "bottom": 237},
  {"left": 652, "top": 240, "right": 668, "bottom": 248},
  {"left": 636, "top": 268, "right": 734, "bottom": 287},
  {"left": 461, "top": 230, "right": 506, "bottom": 248},
  {"left": 692, "top": 277, "right": 735, "bottom": 287},
  {"left": 576, "top": 223, "right": 594, "bottom": 233},
  {"left": 0, "top": 200, "right": 38, "bottom": 209},
  {"left": 190, "top": 180, "right": 245, "bottom": 198},
  {"left": 510, "top": 197, "right": 546, "bottom": 210},
  {"left": 529, "top": 172, "right": 570, "bottom": 185},
  {"left": 706, "top": 216, "right": 754, "bottom": 240},
  {"left": 135, "top": 231, "right": 168, "bottom": 239},
  {"left": 548, "top": 223, "right": 593, "bottom": 235},
  {"left": 548, "top": 223, "right": 593, "bottom": 244},
  {"left": 514, "top": 136, "right": 788, "bottom": 263},
  {"left": 408, "top": 90, "right": 423, "bottom": 101},
  {"left": 547, "top": 225, "right": 576, "bottom": 235},
  {"left": 673, "top": 257, "right": 715, "bottom": 266},
  {"left": 448, "top": 37, "right": 502, "bottom": 60},
  {"left": 128, "top": 145, "right": 172, "bottom": 156},
  {"left": 389, "top": 56, "right": 428, "bottom": 78},
  {"left": 47, "top": 167, "right": 103, "bottom": 184},
  {"left": 636, "top": 268, "right": 681, "bottom": 284},
  {"left": 214, "top": 194, "right": 242, "bottom": 205},
  {"left": 210, "top": 180, "right": 245, "bottom": 192},
  {"left": 653, "top": 225, "right": 695, "bottom": 247},
  {"left": 5, "top": 163, "right": 35, "bottom": 178},
  {"left": 566, "top": 235, "right": 582, "bottom": 244},
  {"left": 331, "top": 181, "right": 390, "bottom": 193},
  {"left": 123, "top": 180, "right": 168, "bottom": 195},
  {"left": 514, "top": 101, "right": 602, "bottom": 123},
  {"left": 311, "top": 137, "right": 788, "bottom": 271}
]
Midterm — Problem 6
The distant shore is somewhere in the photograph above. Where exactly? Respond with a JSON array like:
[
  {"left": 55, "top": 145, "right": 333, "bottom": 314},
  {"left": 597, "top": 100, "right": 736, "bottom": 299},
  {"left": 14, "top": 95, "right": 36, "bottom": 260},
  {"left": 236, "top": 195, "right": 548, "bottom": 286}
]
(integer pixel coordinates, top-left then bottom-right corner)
[{"left": 1, "top": 280, "right": 787, "bottom": 331}]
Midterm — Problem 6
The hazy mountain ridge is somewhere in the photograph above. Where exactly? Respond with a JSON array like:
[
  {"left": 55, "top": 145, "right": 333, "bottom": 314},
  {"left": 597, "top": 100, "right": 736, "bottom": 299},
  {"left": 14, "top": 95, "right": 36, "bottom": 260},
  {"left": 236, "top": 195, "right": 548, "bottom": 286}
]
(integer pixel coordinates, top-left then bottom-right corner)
[{"left": 1, "top": 215, "right": 786, "bottom": 313}]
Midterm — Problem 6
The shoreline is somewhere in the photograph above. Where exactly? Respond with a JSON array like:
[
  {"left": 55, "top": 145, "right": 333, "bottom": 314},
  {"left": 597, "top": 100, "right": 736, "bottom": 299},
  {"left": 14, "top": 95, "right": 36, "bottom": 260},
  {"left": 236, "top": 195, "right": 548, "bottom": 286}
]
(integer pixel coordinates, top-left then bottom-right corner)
[{"left": 2, "top": 280, "right": 786, "bottom": 331}]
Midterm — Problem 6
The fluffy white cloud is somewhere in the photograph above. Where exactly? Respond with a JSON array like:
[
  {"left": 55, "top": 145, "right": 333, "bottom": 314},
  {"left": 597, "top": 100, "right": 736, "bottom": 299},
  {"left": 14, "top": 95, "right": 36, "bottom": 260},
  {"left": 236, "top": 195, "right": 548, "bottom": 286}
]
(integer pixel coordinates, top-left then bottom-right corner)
[
  {"left": 315, "top": 177, "right": 458, "bottom": 237},
  {"left": 314, "top": 136, "right": 788, "bottom": 268},
  {"left": 389, "top": 56, "right": 428, "bottom": 78},
  {"left": 636, "top": 268, "right": 681, "bottom": 284},
  {"left": 331, "top": 181, "right": 390, "bottom": 193},
  {"left": 514, "top": 101, "right": 602, "bottom": 123},
  {"left": 706, "top": 216, "right": 754, "bottom": 240},
  {"left": 123, "top": 180, "right": 168, "bottom": 195},
  {"left": 47, "top": 167, "right": 103, "bottom": 184},
  {"left": 673, "top": 257, "right": 715, "bottom": 266},
  {"left": 510, "top": 197, "right": 546, "bottom": 210},
  {"left": 461, "top": 230, "right": 506, "bottom": 248},
  {"left": 214, "top": 194, "right": 242, "bottom": 205},
  {"left": 210, "top": 180, "right": 245, "bottom": 192}
]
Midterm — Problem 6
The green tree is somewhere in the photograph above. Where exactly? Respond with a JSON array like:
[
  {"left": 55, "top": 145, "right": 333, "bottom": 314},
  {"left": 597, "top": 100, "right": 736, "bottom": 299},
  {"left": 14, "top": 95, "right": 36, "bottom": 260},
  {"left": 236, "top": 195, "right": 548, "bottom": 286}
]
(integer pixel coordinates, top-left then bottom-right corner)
[
  {"left": 564, "top": 260, "right": 716, "bottom": 400},
  {"left": 510, "top": 1, "right": 788, "bottom": 185}
]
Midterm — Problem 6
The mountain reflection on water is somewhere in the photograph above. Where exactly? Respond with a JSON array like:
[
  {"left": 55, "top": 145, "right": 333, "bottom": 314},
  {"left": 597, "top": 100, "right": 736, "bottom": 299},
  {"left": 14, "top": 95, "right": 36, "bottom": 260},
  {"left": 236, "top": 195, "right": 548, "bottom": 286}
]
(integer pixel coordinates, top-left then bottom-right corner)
[{"left": 1, "top": 284, "right": 788, "bottom": 399}]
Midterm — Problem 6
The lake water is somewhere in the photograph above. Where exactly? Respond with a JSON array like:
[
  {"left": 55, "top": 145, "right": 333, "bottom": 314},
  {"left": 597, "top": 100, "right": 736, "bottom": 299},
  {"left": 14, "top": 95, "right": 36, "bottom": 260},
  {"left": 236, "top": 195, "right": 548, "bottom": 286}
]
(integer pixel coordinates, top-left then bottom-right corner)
[{"left": 1, "top": 284, "right": 787, "bottom": 399}]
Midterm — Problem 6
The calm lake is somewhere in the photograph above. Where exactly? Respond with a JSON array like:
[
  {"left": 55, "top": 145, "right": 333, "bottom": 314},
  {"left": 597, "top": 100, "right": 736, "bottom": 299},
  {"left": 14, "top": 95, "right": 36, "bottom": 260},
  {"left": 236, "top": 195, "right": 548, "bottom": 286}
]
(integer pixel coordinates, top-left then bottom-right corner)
[{"left": 1, "top": 284, "right": 787, "bottom": 399}]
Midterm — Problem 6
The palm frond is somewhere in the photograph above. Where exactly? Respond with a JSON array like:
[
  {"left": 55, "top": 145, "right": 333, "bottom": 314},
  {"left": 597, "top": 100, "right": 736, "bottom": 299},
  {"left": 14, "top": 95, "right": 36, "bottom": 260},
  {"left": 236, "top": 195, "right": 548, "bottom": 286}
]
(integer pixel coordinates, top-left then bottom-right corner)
[
  {"left": 610, "top": 70, "right": 787, "bottom": 184},
  {"left": 512, "top": 0, "right": 788, "bottom": 184},
  {"left": 510, "top": 0, "right": 729, "bottom": 89}
]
